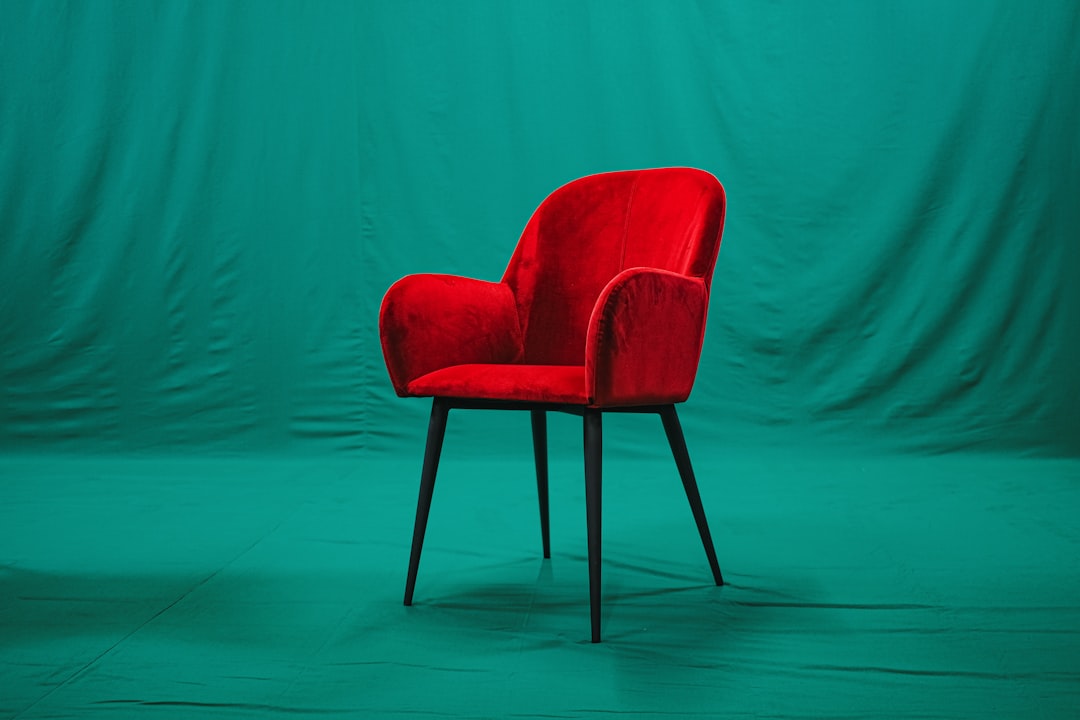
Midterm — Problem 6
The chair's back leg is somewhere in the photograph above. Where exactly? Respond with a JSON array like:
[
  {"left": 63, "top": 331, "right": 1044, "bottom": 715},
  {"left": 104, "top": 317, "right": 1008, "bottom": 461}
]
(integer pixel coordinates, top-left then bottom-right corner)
[
  {"left": 531, "top": 410, "right": 551, "bottom": 559},
  {"left": 659, "top": 405, "right": 724, "bottom": 586},
  {"left": 583, "top": 407, "right": 603, "bottom": 642},
  {"left": 404, "top": 398, "right": 450, "bottom": 606}
]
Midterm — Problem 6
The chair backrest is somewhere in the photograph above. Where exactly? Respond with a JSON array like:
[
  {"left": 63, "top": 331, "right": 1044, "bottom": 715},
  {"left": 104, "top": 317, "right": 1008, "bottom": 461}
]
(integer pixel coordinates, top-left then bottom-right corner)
[{"left": 502, "top": 167, "right": 726, "bottom": 365}]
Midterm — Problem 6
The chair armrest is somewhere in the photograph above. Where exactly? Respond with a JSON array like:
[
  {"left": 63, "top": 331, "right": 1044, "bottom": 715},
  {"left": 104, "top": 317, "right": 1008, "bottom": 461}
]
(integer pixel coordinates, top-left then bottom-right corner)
[
  {"left": 585, "top": 267, "right": 709, "bottom": 406},
  {"left": 379, "top": 274, "right": 524, "bottom": 395}
]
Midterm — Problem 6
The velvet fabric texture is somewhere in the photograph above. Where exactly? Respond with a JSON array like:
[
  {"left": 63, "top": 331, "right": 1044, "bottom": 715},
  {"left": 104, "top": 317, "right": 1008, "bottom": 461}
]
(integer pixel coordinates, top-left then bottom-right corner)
[{"left": 379, "top": 167, "right": 726, "bottom": 407}]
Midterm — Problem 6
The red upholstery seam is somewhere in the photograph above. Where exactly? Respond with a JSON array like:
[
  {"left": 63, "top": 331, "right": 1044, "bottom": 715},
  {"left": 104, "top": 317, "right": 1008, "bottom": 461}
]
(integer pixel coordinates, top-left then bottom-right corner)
[{"left": 617, "top": 172, "right": 639, "bottom": 272}]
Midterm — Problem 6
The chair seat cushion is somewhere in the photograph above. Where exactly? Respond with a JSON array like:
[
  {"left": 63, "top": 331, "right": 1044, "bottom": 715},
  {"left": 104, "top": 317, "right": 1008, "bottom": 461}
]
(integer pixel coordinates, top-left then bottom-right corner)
[{"left": 406, "top": 364, "right": 588, "bottom": 404}]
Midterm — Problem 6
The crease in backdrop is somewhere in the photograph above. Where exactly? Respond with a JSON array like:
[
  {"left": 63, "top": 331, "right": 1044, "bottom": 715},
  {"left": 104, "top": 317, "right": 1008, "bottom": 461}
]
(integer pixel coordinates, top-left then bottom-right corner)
[{"left": 1, "top": 1, "right": 1078, "bottom": 458}]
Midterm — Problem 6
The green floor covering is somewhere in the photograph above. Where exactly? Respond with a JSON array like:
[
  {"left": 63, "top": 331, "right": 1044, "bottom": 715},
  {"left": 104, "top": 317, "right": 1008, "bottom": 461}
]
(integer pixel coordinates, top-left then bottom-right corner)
[{"left": 2, "top": 448, "right": 1078, "bottom": 719}]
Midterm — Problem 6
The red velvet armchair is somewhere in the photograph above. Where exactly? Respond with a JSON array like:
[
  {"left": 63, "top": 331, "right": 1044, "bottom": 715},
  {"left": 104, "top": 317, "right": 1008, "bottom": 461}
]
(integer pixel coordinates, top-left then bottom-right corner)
[{"left": 380, "top": 167, "right": 726, "bottom": 642}]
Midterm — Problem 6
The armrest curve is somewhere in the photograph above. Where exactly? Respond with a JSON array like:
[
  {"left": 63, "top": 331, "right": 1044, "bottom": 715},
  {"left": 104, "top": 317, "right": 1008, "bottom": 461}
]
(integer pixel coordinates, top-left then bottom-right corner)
[
  {"left": 585, "top": 267, "right": 709, "bottom": 407},
  {"left": 379, "top": 274, "right": 524, "bottom": 395}
]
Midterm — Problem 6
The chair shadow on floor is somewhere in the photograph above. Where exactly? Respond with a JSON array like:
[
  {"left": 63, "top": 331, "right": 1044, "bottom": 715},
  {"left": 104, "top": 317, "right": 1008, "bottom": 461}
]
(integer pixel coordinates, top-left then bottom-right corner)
[{"left": 401, "top": 551, "right": 814, "bottom": 652}]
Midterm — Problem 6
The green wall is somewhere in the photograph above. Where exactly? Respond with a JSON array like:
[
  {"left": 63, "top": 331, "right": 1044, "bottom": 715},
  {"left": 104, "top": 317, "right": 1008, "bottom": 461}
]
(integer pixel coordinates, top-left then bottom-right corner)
[{"left": 2, "top": 1, "right": 1078, "bottom": 456}]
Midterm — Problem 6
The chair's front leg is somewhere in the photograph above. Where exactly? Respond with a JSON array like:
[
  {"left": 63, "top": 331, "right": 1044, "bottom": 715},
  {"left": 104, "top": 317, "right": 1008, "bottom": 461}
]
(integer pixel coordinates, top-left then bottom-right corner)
[
  {"left": 531, "top": 410, "right": 551, "bottom": 559},
  {"left": 404, "top": 398, "right": 450, "bottom": 606},
  {"left": 659, "top": 405, "right": 723, "bottom": 586},
  {"left": 583, "top": 407, "right": 603, "bottom": 642}
]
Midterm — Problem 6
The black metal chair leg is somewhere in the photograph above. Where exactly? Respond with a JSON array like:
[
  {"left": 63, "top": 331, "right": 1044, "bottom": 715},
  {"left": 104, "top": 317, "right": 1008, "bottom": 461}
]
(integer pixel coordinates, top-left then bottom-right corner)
[
  {"left": 404, "top": 398, "right": 450, "bottom": 605},
  {"left": 583, "top": 407, "right": 603, "bottom": 642},
  {"left": 531, "top": 410, "right": 551, "bottom": 559},
  {"left": 659, "top": 405, "right": 723, "bottom": 586}
]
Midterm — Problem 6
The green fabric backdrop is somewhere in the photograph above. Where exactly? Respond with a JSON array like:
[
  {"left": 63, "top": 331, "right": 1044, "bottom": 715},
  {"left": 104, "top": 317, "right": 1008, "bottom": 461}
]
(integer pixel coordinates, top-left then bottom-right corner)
[{"left": 2, "top": 1, "right": 1078, "bottom": 457}]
